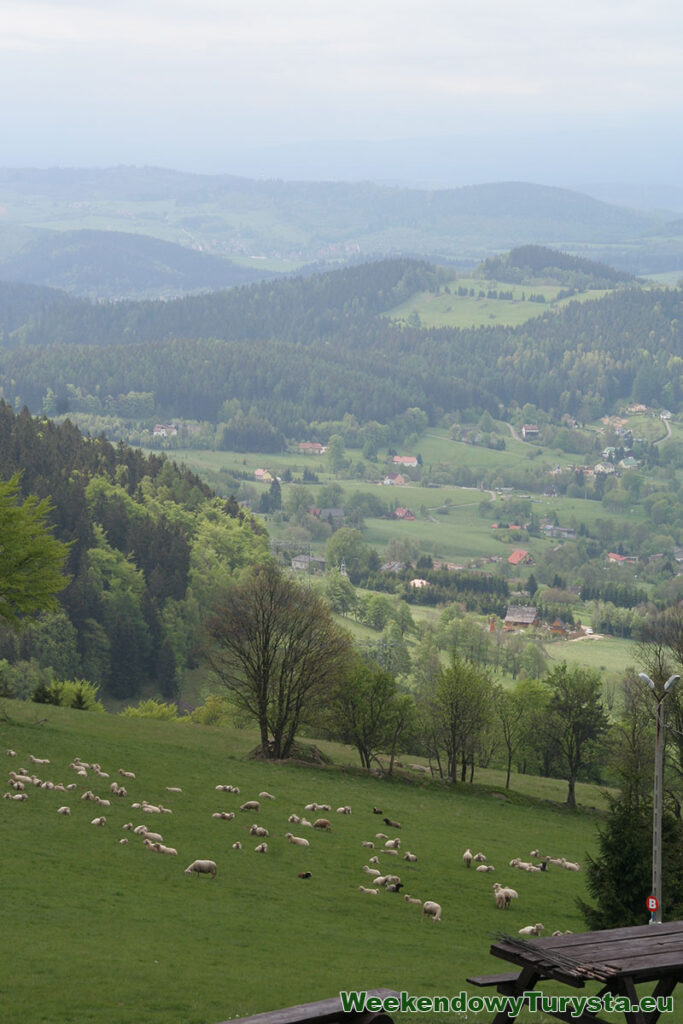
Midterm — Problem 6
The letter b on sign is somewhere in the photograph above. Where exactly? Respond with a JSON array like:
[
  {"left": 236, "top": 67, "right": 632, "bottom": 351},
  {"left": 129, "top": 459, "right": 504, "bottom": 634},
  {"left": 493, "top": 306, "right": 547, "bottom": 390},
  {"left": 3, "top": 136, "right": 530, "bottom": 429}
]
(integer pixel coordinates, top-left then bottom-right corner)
[{"left": 647, "top": 896, "right": 659, "bottom": 912}]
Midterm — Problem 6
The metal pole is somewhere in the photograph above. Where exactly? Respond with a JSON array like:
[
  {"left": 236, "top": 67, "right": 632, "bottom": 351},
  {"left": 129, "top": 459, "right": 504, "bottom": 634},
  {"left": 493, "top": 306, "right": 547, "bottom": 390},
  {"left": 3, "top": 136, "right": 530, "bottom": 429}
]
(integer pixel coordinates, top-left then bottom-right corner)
[{"left": 652, "top": 697, "right": 664, "bottom": 924}]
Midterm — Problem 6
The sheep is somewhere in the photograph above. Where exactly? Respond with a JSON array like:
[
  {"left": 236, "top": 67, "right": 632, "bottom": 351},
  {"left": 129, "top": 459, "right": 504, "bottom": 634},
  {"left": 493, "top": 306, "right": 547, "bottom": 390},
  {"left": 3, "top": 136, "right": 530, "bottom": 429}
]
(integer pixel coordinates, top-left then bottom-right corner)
[
  {"left": 133, "top": 825, "right": 149, "bottom": 835},
  {"left": 384, "top": 875, "right": 401, "bottom": 885},
  {"left": 254, "top": 842, "right": 268, "bottom": 853},
  {"left": 93, "top": 796, "right": 110, "bottom": 807},
  {"left": 373, "top": 875, "right": 389, "bottom": 887},
  {"left": 212, "top": 811, "right": 236, "bottom": 821},
  {"left": 57, "top": 806, "right": 71, "bottom": 816},
  {"left": 298, "top": 871, "right": 312, "bottom": 879},
  {"left": 231, "top": 842, "right": 242, "bottom": 850},
  {"left": 4, "top": 792, "right": 28, "bottom": 800},
  {"left": 372, "top": 807, "right": 383, "bottom": 814},
  {"left": 119, "top": 838, "right": 129, "bottom": 845},
  {"left": 122, "top": 822, "right": 134, "bottom": 831},
  {"left": 493, "top": 883, "right": 518, "bottom": 909},
  {"left": 361, "top": 841, "right": 374, "bottom": 849},
  {"left": 285, "top": 833, "right": 310, "bottom": 847},
  {"left": 358, "top": 885, "right": 380, "bottom": 895},
  {"left": 157, "top": 844, "right": 177, "bottom": 856},
  {"left": 519, "top": 924, "right": 544, "bottom": 936},
  {"left": 91, "top": 816, "right": 107, "bottom": 826},
  {"left": 288, "top": 814, "right": 301, "bottom": 824},
  {"left": 561, "top": 858, "right": 581, "bottom": 872},
  {"left": 530, "top": 849, "right": 540, "bottom": 857},
  {"left": 386, "top": 882, "right": 404, "bottom": 892},
  {"left": 476, "top": 864, "right": 495, "bottom": 873},
  {"left": 495, "top": 891, "right": 507, "bottom": 910},
  {"left": 473, "top": 852, "right": 487, "bottom": 863},
  {"left": 29, "top": 755, "right": 50, "bottom": 765},
  {"left": 404, "top": 852, "right": 418, "bottom": 863},
  {"left": 375, "top": 832, "right": 388, "bottom": 840},
  {"left": 240, "top": 800, "right": 260, "bottom": 812},
  {"left": 304, "top": 802, "right": 319, "bottom": 812},
  {"left": 10, "top": 781, "right": 25, "bottom": 791},
  {"left": 166, "top": 787, "right": 182, "bottom": 793},
  {"left": 380, "top": 849, "right": 398, "bottom": 856},
  {"left": 299, "top": 818, "right": 313, "bottom": 828},
  {"left": 141, "top": 830, "right": 164, "bottom": 843},
  {"left": 318, "top": 804, "right": 331, "bottom": 812},
  {"left": 313, "top": 818, "right": 332, "bottom": 831},
  {"left": 65, "top": 784, "right": 78, "bottom": 791},
  {"left": 215, "top": 785, "right": 234, "bottom": 792},
  {"left": 422, "top": 901, "right": 442, "bottom": 922},
  {"left": 384, "top": 838, "right": 401, "bottom": 850},
  {"left": 142, "top": 802, "right": 161, "bottom": 814},
  {"left": 463, "top": 848, "right": 473, "bottom": 868},
  {"left": 526, "top": 865, "right": 543, "bottom": 873},
  {"left": 7, "top": 749, "right": 16, "bottom": 757},
  {"left": 249, "top": 825, "right": 269, "bottom": 837},
  {"left": 110, "top": 783, "right": 127, "bottom": 797},
  {"left": 336, "top": 805, "right": 351, "bottom": 815},
  {"left": 368, "top": 856, "right": 379, "bottom": 865},
  {"left": 81, "top": 791, "right": 96, "bottom": 801},
  {"left": 363, "top": 866, "right": 381, "bottom": 876},
  {"left": 158, "top": 805, "right": 173, "bottom": 814},
  {"left": 404, "top": 895, "right": 422, "bottom": 906},
  {"left": 185, "top": 859, "right": 217, "bottom": 879},
  {"left": 259, "top": 791, "right": 275, "bottom": 799},
  {"left": 119, "top": 769, "right": 136, "bottom": 779},
  {"left": 383, "top": 817, "right": 401, "bottom": 829}
]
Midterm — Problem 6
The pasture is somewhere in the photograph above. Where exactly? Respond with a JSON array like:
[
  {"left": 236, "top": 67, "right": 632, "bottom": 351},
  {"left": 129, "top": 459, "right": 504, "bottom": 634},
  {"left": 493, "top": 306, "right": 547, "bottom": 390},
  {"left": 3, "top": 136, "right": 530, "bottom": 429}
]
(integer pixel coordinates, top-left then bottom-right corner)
[{"left": 2, "top": 701, "right": 604, "bottom": 1024}]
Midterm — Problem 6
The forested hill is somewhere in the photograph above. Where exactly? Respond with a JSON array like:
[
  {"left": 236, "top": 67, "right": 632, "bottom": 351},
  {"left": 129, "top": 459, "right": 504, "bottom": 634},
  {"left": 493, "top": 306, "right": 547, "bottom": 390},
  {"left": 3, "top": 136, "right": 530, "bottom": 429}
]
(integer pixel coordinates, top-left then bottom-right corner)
[
  {"left": 480, "top": 245, "right": 636, "bottom": 287},
  {"left": 0, "top": 402, "right": 267, "bottom": 702},
  {"left": 0, "top": 259, "right": 680, "bottom": 431}
]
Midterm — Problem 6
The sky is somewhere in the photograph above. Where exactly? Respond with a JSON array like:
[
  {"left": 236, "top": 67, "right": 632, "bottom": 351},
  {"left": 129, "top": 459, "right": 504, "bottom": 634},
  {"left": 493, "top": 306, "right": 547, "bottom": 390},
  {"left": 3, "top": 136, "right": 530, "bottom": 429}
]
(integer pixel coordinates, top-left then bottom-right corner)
[{"left": 2, "top": 0, "right": 682, "bottom": 186}]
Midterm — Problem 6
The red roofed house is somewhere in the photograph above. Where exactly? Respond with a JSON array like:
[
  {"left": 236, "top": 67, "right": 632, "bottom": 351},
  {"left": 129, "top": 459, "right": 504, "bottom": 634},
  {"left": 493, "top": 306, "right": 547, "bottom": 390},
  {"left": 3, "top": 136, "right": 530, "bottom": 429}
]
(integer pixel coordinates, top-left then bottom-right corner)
[
  {"left": 392, "top": 455, "right": 418, "bottom": 467},
  {"left": 508, "top": 549, "right": 532, "bottom": 565},
  {"left": 607, "top": 552, "right": 637, "bottom": 565},
  {"left": 395, "top": 507, "right": 416, "bottom": 521},
  {"left": 298, "top": 441, "right": 325, "bottom": 454}
]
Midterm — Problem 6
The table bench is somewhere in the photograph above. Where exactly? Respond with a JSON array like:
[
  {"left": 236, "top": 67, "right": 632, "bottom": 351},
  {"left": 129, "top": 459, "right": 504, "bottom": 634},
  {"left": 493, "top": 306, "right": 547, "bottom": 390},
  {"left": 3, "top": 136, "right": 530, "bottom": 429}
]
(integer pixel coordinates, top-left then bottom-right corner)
[{"left": 215, "top": 988, "right": 400, "bottom": 1024}]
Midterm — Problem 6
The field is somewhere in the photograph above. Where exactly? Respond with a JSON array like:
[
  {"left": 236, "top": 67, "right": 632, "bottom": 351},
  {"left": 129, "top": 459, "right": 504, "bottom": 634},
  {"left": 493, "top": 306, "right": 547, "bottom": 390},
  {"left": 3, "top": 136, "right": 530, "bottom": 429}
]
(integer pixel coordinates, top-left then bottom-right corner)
[
  {"left": 385, "top": 278, "right": 612, "bottom": 329},
  {"left": 2, "top": 701, "right": 608, "bottom": 1024}
]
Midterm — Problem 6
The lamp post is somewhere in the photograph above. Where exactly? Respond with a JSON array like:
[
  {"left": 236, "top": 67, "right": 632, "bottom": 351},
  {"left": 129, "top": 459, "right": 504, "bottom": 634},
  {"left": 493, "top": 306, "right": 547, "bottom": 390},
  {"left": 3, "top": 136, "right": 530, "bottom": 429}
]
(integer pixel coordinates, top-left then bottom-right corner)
[{"left": 639, "top": 672, "right": 681, "bottom": 924}]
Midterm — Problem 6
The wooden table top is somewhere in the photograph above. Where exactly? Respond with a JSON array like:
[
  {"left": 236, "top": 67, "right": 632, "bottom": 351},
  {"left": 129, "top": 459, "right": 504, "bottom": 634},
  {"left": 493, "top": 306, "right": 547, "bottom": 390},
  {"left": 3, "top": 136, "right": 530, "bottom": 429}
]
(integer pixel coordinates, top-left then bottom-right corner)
[{"left": 491, "top": 921, "right": 683, "bottom": 985}]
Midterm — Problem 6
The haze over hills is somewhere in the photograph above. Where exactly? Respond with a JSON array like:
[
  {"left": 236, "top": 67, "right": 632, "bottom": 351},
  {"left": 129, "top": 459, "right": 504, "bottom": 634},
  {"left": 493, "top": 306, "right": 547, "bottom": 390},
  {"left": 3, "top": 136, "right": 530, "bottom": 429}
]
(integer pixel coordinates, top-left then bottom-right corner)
[{"left": 0, "top": 167, "right": 681, "bottom": 296}]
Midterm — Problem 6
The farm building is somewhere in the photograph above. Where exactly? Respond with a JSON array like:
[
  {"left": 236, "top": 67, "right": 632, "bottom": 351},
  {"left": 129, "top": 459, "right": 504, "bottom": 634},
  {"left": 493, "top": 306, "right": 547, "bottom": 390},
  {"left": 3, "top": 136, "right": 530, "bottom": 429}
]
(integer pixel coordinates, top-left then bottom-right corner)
[{"left": 504, "top": 605, "right": 539, "bottom": 629}]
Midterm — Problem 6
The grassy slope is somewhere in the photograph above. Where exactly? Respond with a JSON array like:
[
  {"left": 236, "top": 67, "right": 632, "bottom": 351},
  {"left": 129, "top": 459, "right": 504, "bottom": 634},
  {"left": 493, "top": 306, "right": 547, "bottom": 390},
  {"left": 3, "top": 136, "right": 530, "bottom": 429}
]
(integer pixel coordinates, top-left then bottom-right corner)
[{"left": 2, "top": 701, "right": 604, "bottom": 1024}]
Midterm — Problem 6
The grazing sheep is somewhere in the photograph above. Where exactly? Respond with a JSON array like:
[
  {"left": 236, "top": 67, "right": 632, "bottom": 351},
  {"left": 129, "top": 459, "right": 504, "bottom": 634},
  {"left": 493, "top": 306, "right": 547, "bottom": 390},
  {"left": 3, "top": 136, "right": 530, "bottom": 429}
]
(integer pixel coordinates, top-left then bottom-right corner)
[
  {"left": 91, "top": 816, "right": 107, "bottom": 826},
  {"left": 93, "top": 796, "right": 110, "bottom": 807},
  {"left": 299, "top": 818, "right": 313, "bottom": 828},
  {"left": 384, "top": 875, "right": 401, "bottom": 885},
  {"left": 29, "top": 755, "right": 50, "bottom": 765},
  {"left": 254, "top": 842, "right": 268, "bottom": 853},
  {"left": 476, "top": 864, "right": 495, "bottom": 873},
  {"left": 110, "top": 783, "right": 127, "bottom": 797},
  {"left": 494, "top": 891, "right": 507, "bottom": 909},
  {"left": 369, "top": 856, "right": 379, "bottom": 865},
  {"left": 404, "top": 852, "right": 418, "bottom": 863},
  {"left": 288, "top": 814, "right": 301, "bottom": 824},
  {"left": 249, "top": 824, "right": 269, "bottom": 837},
  {"left": 81, "top": 791, "right": 96, "bottom": 801},
  {"left": 318, "top": 804, "right": 331, "bottom": 812},
  {"left": 133, "top": 825, "right": 149, "bottom": 835},
  {"left": 285, "top": 833, "right": 310, "bottom": 847},
  {"left": 119, "top": 838, "right": 129, "bottom": 845},
  {"left": 185, "top": 859, "right": 217, "bottom": 879},
  {"left": 383, "top": 817, "right": 401, "bottom": 829},
  {"left": 259, "top": 791, "right": 275, "bottom": 799},
  {"left": 422, "top": 901, "right": 442, "bottom": 922},
  {"left": 404, "top": 895, "right": 422, "bottom": 906},
  {"left": 530, "top": 849, "right": 540, "bottom": 857},
  {"left": 212, "top": 811, "right": 236, "bottom": 821},
  {"left": 231, "top": 842, "right": 242, "bottom": 850},
  {"left": 298, "top": 871, "right": 312, "bottom": 879},
  {"left": 141, "top": 830, "right": 164, "bottom": 843},
  {"left": 372, "top": 807, "right": 383, "bottom": 814},
  {"left": 363, "top": 866, "right": 381, "bottom": 876},
  {"left": 561, "top": 859, "right": 581, "bottom": 872},
  {"left": 336, "top": 805, "right": 351, "bottom": 815},
  {"left": 10, "top": 781, "right": 25, "bottom": 791},
  {"left": 386, "top": 882, "right": 404, "bottom": 893},
  {"left": 373, "top": 876, "right": 388, "bottom": 887},
  {"left": 166, "top": 787, "right": 182, "bottom": 793},
  {"left": 473, "top": 852, "right": 487, "bottom": 863},
  {"left": 57, "top": 806, "right": 71, "bottom": 816},
  {"left": 384, "top": 838, "right": 401, "bottom": 850},
  {"left": 304, "top": 803, "right": 319, "bottom": 812},
  {"left": 493, "top": 884, "right": 518, "bottom": 909},
  {"left": 240, "top": 800, "right": 260, "bottom": 812},
  {"left": 519, "top": 924, "right": 544, "bottom": 936},
  {"left": 119, "top": 769, "right": 136, "bottom": 779},
  {"left": 361, "top": 841, "right": 374, "bottom": 849},
  {"left": 380, "top": 849, "right": 399, "bottom": 856},
  {"left": 142, "top": 803, "right": 161, "bottom": 814},
  {"left": 358, "top": 885, "right": 380, "bottom": 895},
  {"left": 157, "top": 844, "right": 177, "bottom": 856},
  {"left": 159, "top": 805, "right": 173, "bottom": 814},
  {"left": 313, "top": 818, "right": 332, "bottom": 831},
  {"left": 7, "top": 749, "right": 16, "bottom": 757},
  {"left": 4, "top": 792, "right": 28, "bottom": 800},
  {"left": 375, "top": 832, "right": 388, "bottom": 840},
  {"left": 463, "top": 848, "right": 473, "bottom": 868}
]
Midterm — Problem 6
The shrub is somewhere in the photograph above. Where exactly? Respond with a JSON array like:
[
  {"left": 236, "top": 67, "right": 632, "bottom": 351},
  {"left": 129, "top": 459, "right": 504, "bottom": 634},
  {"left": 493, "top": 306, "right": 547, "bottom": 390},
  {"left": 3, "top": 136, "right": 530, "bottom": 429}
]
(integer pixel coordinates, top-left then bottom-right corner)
[{"left": 120, "top": 698, "right": 180, "bottom": 720}]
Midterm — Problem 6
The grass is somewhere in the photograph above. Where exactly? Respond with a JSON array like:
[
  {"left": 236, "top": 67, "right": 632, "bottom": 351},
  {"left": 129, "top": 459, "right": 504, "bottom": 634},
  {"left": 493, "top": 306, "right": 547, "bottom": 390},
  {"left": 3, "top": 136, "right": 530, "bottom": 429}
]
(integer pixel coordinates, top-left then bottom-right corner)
[
  {"left": 2, "top": 700, "right": 607, "bottom": 1024},
  {"left": 545, "top": 635, "right": 640, "bottom": 677}
]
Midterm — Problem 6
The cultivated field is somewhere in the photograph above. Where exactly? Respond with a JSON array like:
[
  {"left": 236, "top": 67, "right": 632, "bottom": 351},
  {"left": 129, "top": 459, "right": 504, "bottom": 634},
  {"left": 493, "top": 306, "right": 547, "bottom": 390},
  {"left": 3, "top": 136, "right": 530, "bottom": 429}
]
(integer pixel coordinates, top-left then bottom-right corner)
[{"left": 2, "top": 701, "right": 605, "bottom": 1024}]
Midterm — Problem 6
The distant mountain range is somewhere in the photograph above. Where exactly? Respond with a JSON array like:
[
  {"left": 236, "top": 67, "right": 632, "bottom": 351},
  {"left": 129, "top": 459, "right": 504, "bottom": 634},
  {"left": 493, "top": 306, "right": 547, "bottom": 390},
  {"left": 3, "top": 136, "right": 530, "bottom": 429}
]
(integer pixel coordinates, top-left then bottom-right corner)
[{"left": 0, "top": 167, "right": 681, "bottom": 297}]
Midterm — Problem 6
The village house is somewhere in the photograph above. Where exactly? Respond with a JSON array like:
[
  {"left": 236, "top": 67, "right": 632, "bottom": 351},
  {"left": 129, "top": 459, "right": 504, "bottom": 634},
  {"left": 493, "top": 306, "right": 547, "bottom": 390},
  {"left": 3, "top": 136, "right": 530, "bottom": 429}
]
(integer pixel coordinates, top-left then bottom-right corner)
[
  {"left": 409, "top": 578, "right": 430, "bottom": 589},
  {"left": 291, "top": 554, "right": 326, "bottom": 573},
  {"left": 298, "top": 441, "right": 325, "bottom": 454},
  {"left": 254, "top": 468, "right": 273, "bottom": 482},
  {"left": 504, "top": 605, "right": 539, "bottom": 629},
  {"left": 607, "top": 552, "right": 638, "bottom": 566},
  {"left": 522, "top": 424, "right": 539, "bottom": 440},
  {"left": 392, "top": 455, "right": 418, "bottom": 467},
  {"left": 381, "top": 473, "right": 407, "bottom": 486},
  {"left": 153, "top": 424, "right": 178, "bottom": 437},
  {"left": 394, "top": 507, "right": 416, "bottom": 521},
  {"left": 508, "top": 549, "right": 532, "bottom": 566}
]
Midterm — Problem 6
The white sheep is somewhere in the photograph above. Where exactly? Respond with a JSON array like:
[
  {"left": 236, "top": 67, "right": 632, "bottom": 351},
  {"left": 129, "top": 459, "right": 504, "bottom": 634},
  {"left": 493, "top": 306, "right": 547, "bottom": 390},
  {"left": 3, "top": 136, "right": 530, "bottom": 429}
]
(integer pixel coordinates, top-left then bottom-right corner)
[
  {"left": 141, "top": 830, "right": 164, "bottom": 843},
  {"left": 463, "top": 848, "right": 473, "bottom": 868},
  {"left": 7, "top": 749, "right": 16, "bottom": 757},
  {"left": 561, "top": 858, "right": 581, "bottom": 871},
  {"left": 404, "top": 852, "right": 418, "bottom": 863},
  {"left": 299, "top": 817, "right": 313, "bottom": 828},
  {"left": 240, "top": 800, "right": 260, "bottom": 812},
  {"left": 90, "top": 816, "right": 107, "bottom": 826},
  {"left": 304, "top": 802, "right": 319, "bottom": 812},
  {"left": 158, "top": 844, "right": 177, "bottom": 856},
  {"left": 519, "top": 923, "right": 544, "bottom": 936},
  {"left": 119, "top": 838, "right": 129, "bottom": 845},
  {"left": 212, "top": 811, "right": 235, "bottom": 820},
  {"left": 384, "top": 838, "right": 401, "bottom": 850},
  {"left": 119, "top": 769, "right": 136, "bottom": 779},
  {"left": 404, "top": 895, "right": 422, "bottom": 906},
  {"left": 375, "top": 832, "right": 388, "bottom": 840},
  {"left": 29, "top": 755, "right": 50, "bottom": 765},
  {"left": 476, "top": 864, "right": 495, "bottom": 873},
  {"left": 231, "top": 842, "right": 242, "bottom": 850},
  {"left": 380, "top": 848, "right": 398, "bottom": 856},
  {"left": 4, "top": 792, "right": 28, "bottom": 800},
  {"left": 185, "top": 859, "right": 217, "bottom": 879},
  {"left": 285, "top": 833, "right": 310, "bottom": 847},
  {"left": 422, "top": 900, "right": 442, "bottom": 922},
  {"left": 473, "top": 852, "right": 487, "bottom": 863},
  {"left": 122, "top": 822, "right": 134, "bottom": 831},
  {"left": 166, "top": 787, "right": 182, "bottom": 793},
  {"left": 259, "top": 791, "right": 275, "bottom": 799},
  {"left": 57, "top": 806, "right": 71, "bottom": 816},
  {"left": 363, "top": 866, "right": 381, "bottom": 876},
  {"left": 361, "top": 841, "right": 374, "bottom": 849},
  {"left": 288, "top": 814, "right": 301, "bottom": 824},
  {"left": 336, "top": 805, "right": 351, "bottom": 814},
  {"left": 254, "top": 842, "right": 268, "bottom": 853},
  {"left": 249, "top": 824, "right": 269, "bottom": 837},
  {"left": 368, "top": 856, "right": 379, "bottom": 864},
  {"left": 358, "top": 885, "right": 379, "bottom": 895}
]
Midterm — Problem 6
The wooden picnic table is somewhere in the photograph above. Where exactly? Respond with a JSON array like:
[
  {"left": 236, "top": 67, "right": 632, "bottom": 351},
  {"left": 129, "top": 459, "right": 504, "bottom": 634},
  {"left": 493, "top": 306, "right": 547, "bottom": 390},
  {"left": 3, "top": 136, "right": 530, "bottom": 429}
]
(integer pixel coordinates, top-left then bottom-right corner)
[
  {"left": 468, "top": 920, "right": 683, "bottom": 1023},
  {"left": 215, "top": 988, "right": 400, "bottom": 1024}
]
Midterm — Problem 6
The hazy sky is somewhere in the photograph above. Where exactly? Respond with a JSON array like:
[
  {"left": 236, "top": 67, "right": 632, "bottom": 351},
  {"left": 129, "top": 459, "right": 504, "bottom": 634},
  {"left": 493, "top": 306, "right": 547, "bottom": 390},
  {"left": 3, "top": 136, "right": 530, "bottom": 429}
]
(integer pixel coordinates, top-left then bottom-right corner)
[{"left": 2, "top": 0, "right": 681, "bottom": 184}]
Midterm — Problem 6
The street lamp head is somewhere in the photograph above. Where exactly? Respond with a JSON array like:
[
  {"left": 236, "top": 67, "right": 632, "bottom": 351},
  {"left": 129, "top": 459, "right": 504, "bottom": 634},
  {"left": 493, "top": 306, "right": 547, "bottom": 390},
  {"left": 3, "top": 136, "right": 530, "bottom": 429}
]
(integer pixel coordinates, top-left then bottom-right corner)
[
  {"left": 664, "top": 675, "right": 681, "bottom": 693},
  {"left": 639, "top": 673, "right": 656, "bottom": 691}
]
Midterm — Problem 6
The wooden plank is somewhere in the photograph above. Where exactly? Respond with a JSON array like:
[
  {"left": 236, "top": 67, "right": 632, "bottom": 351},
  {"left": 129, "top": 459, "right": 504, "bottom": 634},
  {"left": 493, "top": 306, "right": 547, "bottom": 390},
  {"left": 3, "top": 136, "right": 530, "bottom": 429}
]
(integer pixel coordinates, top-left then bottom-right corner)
[
  {"left": 215, "top": 989, "right": 400, "bottom": 1024},
  {"left": 467, "top": 972, "right": 521, "bottom": 987}
]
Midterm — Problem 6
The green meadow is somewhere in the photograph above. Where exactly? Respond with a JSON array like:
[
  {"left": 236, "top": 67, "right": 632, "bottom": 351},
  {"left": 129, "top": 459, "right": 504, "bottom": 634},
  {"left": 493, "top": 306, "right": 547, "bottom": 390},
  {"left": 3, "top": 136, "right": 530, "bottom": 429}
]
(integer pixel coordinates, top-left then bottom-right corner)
[{"left": 2, "top": 701, "right": 607, "bottom": 1024}]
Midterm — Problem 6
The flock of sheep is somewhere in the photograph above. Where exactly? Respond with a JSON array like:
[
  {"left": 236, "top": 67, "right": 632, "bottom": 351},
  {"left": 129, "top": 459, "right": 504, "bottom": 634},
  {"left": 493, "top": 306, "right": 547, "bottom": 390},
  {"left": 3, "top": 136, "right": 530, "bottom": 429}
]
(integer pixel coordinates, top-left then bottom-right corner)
[{"left": 4, "top": 745, "right": 582, "bottom": 937}]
